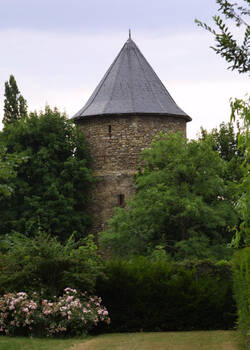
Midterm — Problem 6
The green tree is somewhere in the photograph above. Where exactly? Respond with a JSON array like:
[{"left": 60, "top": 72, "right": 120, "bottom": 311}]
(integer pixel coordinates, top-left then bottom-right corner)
[
  {"left": 230, "top": 96, "right": 250, "bottom": 247},
  {"left": 200, "top": 122, "right": 244, "bottom": 185},
  {"left": 195, "top": 1, "right": 249, "bottom": 246},
  {"left": 196, "top": 1, "right": 249, "bottom": 342},
  {"left": 0, "top": 145, "right": 21, "bottom": 198},
  {"left": 100, "top": 133, "right": 238, "bottom": 259},
  {"left": 0, "top": 106, "right": 94, "bottom": 242},
  {"left": 3, "top": 75, "right": 28, "bottom": 125},
  {"left": 195, "top": 0, "right": 250, "bottom": 73}
]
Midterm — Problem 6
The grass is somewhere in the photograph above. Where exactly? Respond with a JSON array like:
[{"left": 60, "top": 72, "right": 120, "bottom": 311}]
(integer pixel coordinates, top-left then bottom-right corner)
[
  {"left": 0, "top": 336, "right": 85, "bottom": 350},
  {"left": 0, "top": 331, "right": 244, "bottom": 350},
  {"left": 70, "top": 331, "right": 244, "bottom": 350}
]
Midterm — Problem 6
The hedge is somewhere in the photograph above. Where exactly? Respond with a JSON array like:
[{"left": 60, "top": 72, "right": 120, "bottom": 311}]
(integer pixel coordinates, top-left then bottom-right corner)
[
  {"left": 94, "top": 257, "right": 236, "bottom": 333},
  {"left": 232, "top": 247, "right": 250, "bottom": 344}
]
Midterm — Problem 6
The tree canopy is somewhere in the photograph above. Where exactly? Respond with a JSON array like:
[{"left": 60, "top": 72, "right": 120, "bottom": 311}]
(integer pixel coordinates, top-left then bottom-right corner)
[
  {"left": 100, "top": 132, "right": 238, "bottom": 260},
  {"left": 0, "top": 106, "right": 94, "bottom": 242},
  {"left": 196, "top": 0, "right": 249, "bottom": 247},
  {"left": 0, "top": 145, "right": 24, "bottom": 199},
  {"left": 230, "top": 96, "right": 250, "bottom": 247},
  {"left": 200, "top": 121, "right": 244, "bottom": 183},
  {"left": 3, "top": 74, "right": 28, "bottom": 125}
]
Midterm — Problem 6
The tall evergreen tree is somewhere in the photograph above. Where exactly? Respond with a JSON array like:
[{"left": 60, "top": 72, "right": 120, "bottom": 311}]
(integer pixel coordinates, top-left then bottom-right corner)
[{"left": 3, "top": 75, "right": 28, "bottom": 125}]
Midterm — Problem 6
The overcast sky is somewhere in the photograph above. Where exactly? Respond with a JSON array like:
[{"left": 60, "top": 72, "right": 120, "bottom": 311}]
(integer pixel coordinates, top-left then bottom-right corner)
[{"left": 0, "top": 0, "right": 248, "bottom": 139}]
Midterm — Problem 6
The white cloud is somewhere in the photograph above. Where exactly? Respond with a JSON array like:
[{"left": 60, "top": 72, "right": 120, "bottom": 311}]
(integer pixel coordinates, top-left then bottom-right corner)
[{"left": 170, "top": 81, "right": 249, "bottom": 139}]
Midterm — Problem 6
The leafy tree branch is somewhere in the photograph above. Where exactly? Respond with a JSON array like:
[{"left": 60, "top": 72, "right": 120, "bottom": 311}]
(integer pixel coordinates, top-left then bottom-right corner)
[{"left": 195, "top": 0, "right": 250, "bottom": 74}]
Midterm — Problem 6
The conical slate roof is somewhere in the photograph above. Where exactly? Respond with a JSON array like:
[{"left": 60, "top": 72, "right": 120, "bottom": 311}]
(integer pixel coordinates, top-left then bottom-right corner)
[{"left": 73, "top": 36, "right": 191, "bottom": 121}]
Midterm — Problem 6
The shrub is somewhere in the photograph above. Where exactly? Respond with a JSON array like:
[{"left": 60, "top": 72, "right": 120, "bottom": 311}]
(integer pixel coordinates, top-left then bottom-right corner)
[
  {"left": 95, "top": 257, "right": 236, "bottom": 333},
  {"left": 0, "top": 288, "right": 110, "bottom": 337},
  {"left": 232, "top": 247, "right": 250, "bottom": 343},
  {"left": 0, "top": 233, "right": 103, "bottom": 297}
]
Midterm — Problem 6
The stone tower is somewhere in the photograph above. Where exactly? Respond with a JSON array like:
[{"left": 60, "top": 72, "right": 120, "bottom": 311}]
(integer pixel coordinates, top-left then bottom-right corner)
[{"left": 73, "top": 35, "right": 191, "bottom": 234}]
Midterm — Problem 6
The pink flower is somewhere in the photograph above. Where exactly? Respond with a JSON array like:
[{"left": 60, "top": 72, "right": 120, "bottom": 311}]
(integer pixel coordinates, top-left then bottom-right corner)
[{"left": 66, "top": 296, "right": 73, "bottom": 302}]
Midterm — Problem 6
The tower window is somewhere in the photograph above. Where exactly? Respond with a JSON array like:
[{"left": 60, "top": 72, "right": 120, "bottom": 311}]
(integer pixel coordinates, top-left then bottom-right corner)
[
  {"left": 108, "top": 125, "right": 112, "bottom": 137},
  {"left": 118, "top": 194, "right": 125, "bottom": 207}
]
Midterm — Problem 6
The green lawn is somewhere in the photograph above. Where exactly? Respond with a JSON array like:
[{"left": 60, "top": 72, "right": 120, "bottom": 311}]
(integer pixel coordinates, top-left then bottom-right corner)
[
  {"left": 0, "top": 336, "right": 85, "bottom": 350},
  {"left": 0, "top": 331, "right": 244, "bottom": 350}
]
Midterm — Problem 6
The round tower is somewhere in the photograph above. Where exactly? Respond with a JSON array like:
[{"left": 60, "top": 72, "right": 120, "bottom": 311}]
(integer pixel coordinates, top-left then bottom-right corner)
[{"left": 73, "top": 35, "right": 191, "bottom": 234}]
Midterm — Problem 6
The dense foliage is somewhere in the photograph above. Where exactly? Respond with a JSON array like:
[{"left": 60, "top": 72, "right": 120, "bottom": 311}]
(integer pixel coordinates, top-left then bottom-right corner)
[
  {"left": 196, "top": 2, "right": 249, "bottom": 345},
  {"left": 0, "top": 145, "right": 25, "bottom": 199},
  {"left": 0, "top": 107, "right": 94, "bottom": 241},
  {"left": 230, "top": 96, "right": 250, "bottom": 248},
  {"left": 232, "top": 247, "right": 250, "bottom": 341},
  {"left": 0, "top": 233, "right": 103, "bottom": 297},
  {"left": 95, "top": 258, "right": 236, "bottom": 333},
  {"left": 200, "top": 122, "right": 244, "bottom": 183},
  {"left": 196, "top": 0, "right": 249, "bottom": 248},
  {"left": 0, "top": 288, "right": 110, "bottom": 337},
  {"left": 3, "top": 75, "right": 27, "bottom": 125},
  {"left": 100, "top": 132, "right": 238, "bottom": 259}
]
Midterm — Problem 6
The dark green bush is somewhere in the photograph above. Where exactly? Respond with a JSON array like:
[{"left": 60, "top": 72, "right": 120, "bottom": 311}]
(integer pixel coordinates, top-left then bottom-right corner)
[
  {"left": 94, "top": 257, "right": 236, "bottom": 333},
  {"left": 232, "top": 247, "right": 250, "bottom": 342},
  {"left": 0, "top": 232, "right": 103, "bottom": 297}
]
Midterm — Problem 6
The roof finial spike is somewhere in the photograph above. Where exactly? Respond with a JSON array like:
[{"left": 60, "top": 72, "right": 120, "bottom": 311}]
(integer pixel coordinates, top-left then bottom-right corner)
[{"left": 129, "top": 29, "right": 131, "bottom": 39}]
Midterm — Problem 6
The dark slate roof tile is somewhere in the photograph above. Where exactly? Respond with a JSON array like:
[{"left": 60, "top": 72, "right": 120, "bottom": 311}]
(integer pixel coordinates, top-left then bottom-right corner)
[{"left": 73, "top": 37, "right": 191, "bottom": 121}]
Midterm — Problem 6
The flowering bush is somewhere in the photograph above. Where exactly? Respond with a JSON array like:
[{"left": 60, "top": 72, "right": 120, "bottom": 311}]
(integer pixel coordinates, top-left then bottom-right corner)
[
  {"left": 0, "top": 288, "right": 110, "bottom": 337},
  {"left": 0, "top": 291, "right": 40, "bottom": 336}
]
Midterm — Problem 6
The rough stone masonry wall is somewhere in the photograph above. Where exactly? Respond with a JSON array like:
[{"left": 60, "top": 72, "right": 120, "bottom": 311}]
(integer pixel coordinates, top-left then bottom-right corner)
[{"left": 78, "top": 115, "right": 186, "bottom": 233}]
